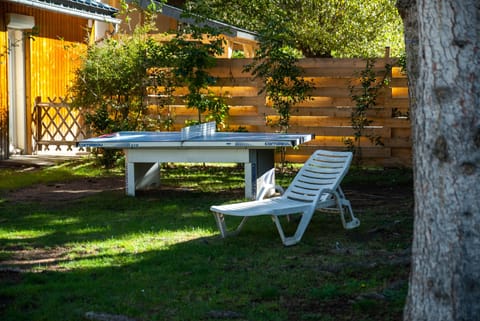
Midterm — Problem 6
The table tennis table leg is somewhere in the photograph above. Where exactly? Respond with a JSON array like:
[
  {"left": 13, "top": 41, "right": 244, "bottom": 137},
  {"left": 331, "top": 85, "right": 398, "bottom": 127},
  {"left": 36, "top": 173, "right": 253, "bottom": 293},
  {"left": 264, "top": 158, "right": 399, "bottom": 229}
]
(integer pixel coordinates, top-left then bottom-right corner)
[
  {"left": 126, "top": 162, "right": 136, "bottom": 196},
  {"left": 126, "top": 162, "right": 161, "bottom": 196},
  {"left": 244, "top": 163, "right": 255, "bottom": 199},
  {"left": 245, "top": 150, "right": 276, "bottom": 200}
]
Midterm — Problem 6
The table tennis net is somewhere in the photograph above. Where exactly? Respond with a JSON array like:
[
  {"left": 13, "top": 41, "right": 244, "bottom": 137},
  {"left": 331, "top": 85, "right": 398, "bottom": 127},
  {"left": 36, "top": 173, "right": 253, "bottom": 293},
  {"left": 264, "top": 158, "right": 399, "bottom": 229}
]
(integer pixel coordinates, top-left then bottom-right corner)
[{"left": 180, "top": 122, "right": 216, "bottom": 140}]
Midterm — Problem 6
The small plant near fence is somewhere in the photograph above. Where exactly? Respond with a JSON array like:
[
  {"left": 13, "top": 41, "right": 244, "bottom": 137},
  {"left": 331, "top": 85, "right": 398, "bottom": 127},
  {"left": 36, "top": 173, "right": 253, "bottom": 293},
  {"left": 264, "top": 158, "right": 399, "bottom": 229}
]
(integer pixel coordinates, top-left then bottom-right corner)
[
  {"left": 344, "top": 59, "right": 391, "bottom": 165},
  {"left": 147, "top": 67, "right": 178, "bottom": 131},
  {"left": 245, "top": 22, "right": 313, "bottom": 134},
  {"left": 244, "top": 17, "right": 314, "bottom": 165},
  {"left": 69, "top": 30, "right": 164, "bottom": 167},
  {"left": 163, "top": 21, "right": 230, "bottom": 130}
]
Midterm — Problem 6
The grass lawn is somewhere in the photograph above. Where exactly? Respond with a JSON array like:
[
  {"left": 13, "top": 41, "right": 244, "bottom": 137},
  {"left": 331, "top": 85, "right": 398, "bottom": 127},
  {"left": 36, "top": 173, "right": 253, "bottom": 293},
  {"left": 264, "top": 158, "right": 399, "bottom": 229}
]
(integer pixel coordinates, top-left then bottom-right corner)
[{"left": 0, "top": 158, "right": 413, "bottom": 321}]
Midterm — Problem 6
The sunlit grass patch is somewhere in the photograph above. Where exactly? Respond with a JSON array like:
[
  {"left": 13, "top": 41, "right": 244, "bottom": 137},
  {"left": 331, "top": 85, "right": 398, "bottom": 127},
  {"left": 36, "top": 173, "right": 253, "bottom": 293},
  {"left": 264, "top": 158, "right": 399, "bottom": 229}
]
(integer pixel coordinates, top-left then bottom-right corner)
[
  {"left": 0, "top": 158, "right": 122, "bottom": 193},
  {"left": 61, "top": 228, "right": 214, "bottom": 270},
  {"left": 0, "top": 228, "right": 53, "bottom": 241}
]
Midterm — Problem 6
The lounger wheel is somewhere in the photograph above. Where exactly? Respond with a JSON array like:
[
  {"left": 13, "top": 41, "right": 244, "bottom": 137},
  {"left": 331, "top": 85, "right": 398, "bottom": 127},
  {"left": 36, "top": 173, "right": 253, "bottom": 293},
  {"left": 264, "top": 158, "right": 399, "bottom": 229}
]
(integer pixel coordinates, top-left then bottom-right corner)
[{"left": 344, "top": 217, "right": 360, "bottom": 229}]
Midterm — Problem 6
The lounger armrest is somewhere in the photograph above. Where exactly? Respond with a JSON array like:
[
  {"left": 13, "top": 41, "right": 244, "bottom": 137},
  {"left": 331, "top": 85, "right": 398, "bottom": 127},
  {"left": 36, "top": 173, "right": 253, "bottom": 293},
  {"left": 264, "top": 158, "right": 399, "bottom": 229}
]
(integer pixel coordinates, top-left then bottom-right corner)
[{"left": 257, "top": 184, "right": 285, "bottom": 200}]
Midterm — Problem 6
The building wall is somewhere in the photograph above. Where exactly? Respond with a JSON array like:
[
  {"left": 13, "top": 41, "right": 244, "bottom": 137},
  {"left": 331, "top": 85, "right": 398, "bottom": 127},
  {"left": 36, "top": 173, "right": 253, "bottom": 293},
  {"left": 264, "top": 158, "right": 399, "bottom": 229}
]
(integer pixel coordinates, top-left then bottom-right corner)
[
  {"left": 0, "top": 2, "right": 89, "bottom": 158},
  {"left": 5, "top": 4, "right": 88, "bottom": 101}
]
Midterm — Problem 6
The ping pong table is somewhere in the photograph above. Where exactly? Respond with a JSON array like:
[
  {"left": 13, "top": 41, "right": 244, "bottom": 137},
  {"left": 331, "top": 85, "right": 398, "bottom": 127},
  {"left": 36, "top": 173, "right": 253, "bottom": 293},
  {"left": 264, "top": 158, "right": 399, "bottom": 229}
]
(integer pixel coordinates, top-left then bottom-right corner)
[{"left": 78, "top": 122, "right": 313, "bottom": 199}]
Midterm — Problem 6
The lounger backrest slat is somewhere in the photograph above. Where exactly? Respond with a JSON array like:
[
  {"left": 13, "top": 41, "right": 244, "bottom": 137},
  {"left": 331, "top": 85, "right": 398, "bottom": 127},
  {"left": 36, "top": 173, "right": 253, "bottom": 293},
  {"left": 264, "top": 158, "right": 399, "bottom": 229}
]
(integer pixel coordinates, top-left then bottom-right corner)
[{"left": 283, "top": 150, "right": 352, "bottom": 204}]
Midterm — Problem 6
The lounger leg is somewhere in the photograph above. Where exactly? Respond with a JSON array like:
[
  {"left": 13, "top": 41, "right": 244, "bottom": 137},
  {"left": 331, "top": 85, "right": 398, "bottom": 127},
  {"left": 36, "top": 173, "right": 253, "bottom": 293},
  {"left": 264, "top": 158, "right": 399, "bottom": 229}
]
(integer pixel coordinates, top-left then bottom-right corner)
[
  {"left": 213, "top": 213, "right": 228, "bottom": 238},
  {"left": 272, "top": 210, "right": 314, "bottom": 246},
  {"left": 340, "top": 199, "right": 360, "bottom": 229},
  {"left": 335, "top": 187, "right": 360, "bottom": 229},
  {"left": 236, "top": 217, "right": 249, "bottom": 233},
  {"left": 212, "top": 213, "right": 249, "bottom": 238},
  {"left": 272, "top": 216, "right": 287, "bottom": 244}
]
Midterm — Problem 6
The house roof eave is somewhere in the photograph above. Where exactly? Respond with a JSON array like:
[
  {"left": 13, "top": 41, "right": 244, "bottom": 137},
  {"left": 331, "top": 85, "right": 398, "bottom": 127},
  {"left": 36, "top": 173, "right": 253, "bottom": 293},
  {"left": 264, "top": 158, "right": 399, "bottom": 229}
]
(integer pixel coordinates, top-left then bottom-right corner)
[
  {"left": 5, "top": 0, "right": 121, "bottom": 24},
  {"left": 133, "top": 1, "right": 258, "bottom": 42}
]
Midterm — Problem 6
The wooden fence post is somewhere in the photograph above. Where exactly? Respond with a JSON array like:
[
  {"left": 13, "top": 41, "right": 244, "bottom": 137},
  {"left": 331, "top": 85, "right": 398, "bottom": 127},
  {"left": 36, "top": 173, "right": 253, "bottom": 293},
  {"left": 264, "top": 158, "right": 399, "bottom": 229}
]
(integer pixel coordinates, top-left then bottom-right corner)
[{"left": 34, "top": 96, "right": 42, "bottom": 152}]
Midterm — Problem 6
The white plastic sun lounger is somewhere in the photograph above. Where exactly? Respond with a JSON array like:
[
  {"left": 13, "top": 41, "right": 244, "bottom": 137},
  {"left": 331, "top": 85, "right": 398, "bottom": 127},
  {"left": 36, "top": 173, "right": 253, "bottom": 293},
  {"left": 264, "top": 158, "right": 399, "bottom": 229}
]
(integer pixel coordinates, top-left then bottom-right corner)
[{"left": 210, "top": 150, "right": 360, "bottom": 246}]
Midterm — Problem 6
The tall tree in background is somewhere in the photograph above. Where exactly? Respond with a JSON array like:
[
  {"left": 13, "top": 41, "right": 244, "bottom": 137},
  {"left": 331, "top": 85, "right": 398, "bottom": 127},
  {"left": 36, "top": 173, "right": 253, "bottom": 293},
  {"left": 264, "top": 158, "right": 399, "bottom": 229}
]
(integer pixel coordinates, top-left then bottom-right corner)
[
  {"left": 185, "top": 0, "right": 404, "bottom": 58},
  {"left": 397, "top": 0, "right": 480, "bottom": 320}
]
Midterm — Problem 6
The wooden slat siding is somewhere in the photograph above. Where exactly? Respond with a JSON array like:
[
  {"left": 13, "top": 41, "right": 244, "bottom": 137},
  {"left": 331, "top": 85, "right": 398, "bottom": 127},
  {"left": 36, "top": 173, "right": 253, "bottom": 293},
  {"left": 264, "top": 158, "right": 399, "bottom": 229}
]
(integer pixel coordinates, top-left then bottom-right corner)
[
  {"left": 29, "top": 8, "right": 87, "bottom": 99},
  {"left": 0, "top": 9, "right": 8, "bottom": 159},
  {"left": 0, "top": 4, "right": 87, "bottom": 98},
  {"left": 0, "top": 3, "right": 89, "bottom": 155}
]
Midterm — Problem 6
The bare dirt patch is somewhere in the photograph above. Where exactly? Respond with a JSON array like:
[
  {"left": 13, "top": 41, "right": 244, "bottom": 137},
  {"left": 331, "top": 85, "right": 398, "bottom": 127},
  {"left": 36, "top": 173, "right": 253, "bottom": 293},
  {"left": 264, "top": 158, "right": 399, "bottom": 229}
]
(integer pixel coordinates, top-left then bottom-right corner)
[
  {"left": 4, "top": 176, "right": 125, "bottom": 203},
  {"left": 0, "top": 247, "right": 70, "bottom": 272}
]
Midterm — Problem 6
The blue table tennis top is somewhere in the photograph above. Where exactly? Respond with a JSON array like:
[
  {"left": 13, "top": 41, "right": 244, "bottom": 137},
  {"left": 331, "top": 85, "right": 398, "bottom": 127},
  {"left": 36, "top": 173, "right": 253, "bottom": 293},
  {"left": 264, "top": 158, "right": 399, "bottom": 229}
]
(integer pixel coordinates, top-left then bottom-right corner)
[{"left": 78, "top": 131, "right": 313, "bottom": 149}]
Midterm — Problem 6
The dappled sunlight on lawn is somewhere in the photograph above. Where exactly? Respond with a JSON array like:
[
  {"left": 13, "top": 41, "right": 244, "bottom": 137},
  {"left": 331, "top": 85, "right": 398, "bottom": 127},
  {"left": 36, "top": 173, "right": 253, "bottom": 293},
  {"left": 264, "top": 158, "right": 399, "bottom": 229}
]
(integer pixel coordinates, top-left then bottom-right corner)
[
  {"left": 63, "top": 228, "right": 216, "bottom": 269},
  {"left": 0, "top": 163, "right": 413, "bottom": 321}
]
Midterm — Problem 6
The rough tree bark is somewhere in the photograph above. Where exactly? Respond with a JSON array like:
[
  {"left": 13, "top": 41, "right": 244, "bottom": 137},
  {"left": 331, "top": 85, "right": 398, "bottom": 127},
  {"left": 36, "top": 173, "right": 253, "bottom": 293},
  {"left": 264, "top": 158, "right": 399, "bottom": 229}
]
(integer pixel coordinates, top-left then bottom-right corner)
[{"left": 396, "top": 1, "right": 480, "bottom": 320}]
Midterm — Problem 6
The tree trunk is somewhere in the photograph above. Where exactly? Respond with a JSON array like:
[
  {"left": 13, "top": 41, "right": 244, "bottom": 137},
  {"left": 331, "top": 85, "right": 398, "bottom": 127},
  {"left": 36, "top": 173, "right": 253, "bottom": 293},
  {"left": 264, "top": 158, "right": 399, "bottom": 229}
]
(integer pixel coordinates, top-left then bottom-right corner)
[{"left": 397, "top": 0, "right": 480, "bottom": 320}]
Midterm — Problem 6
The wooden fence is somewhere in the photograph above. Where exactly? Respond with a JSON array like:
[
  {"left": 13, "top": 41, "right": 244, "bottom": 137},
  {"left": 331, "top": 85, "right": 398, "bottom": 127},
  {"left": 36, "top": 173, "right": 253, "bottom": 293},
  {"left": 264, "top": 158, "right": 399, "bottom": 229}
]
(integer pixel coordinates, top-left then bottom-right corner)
[
  {"left": 33, "top": 57, "right": 411, "bottom": 167},
  {"left": 148, "top": 58, "right": 411, "bottom": 167},
  {"left": 32, "top": 96, "right": 88, "bottom": 152}
]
